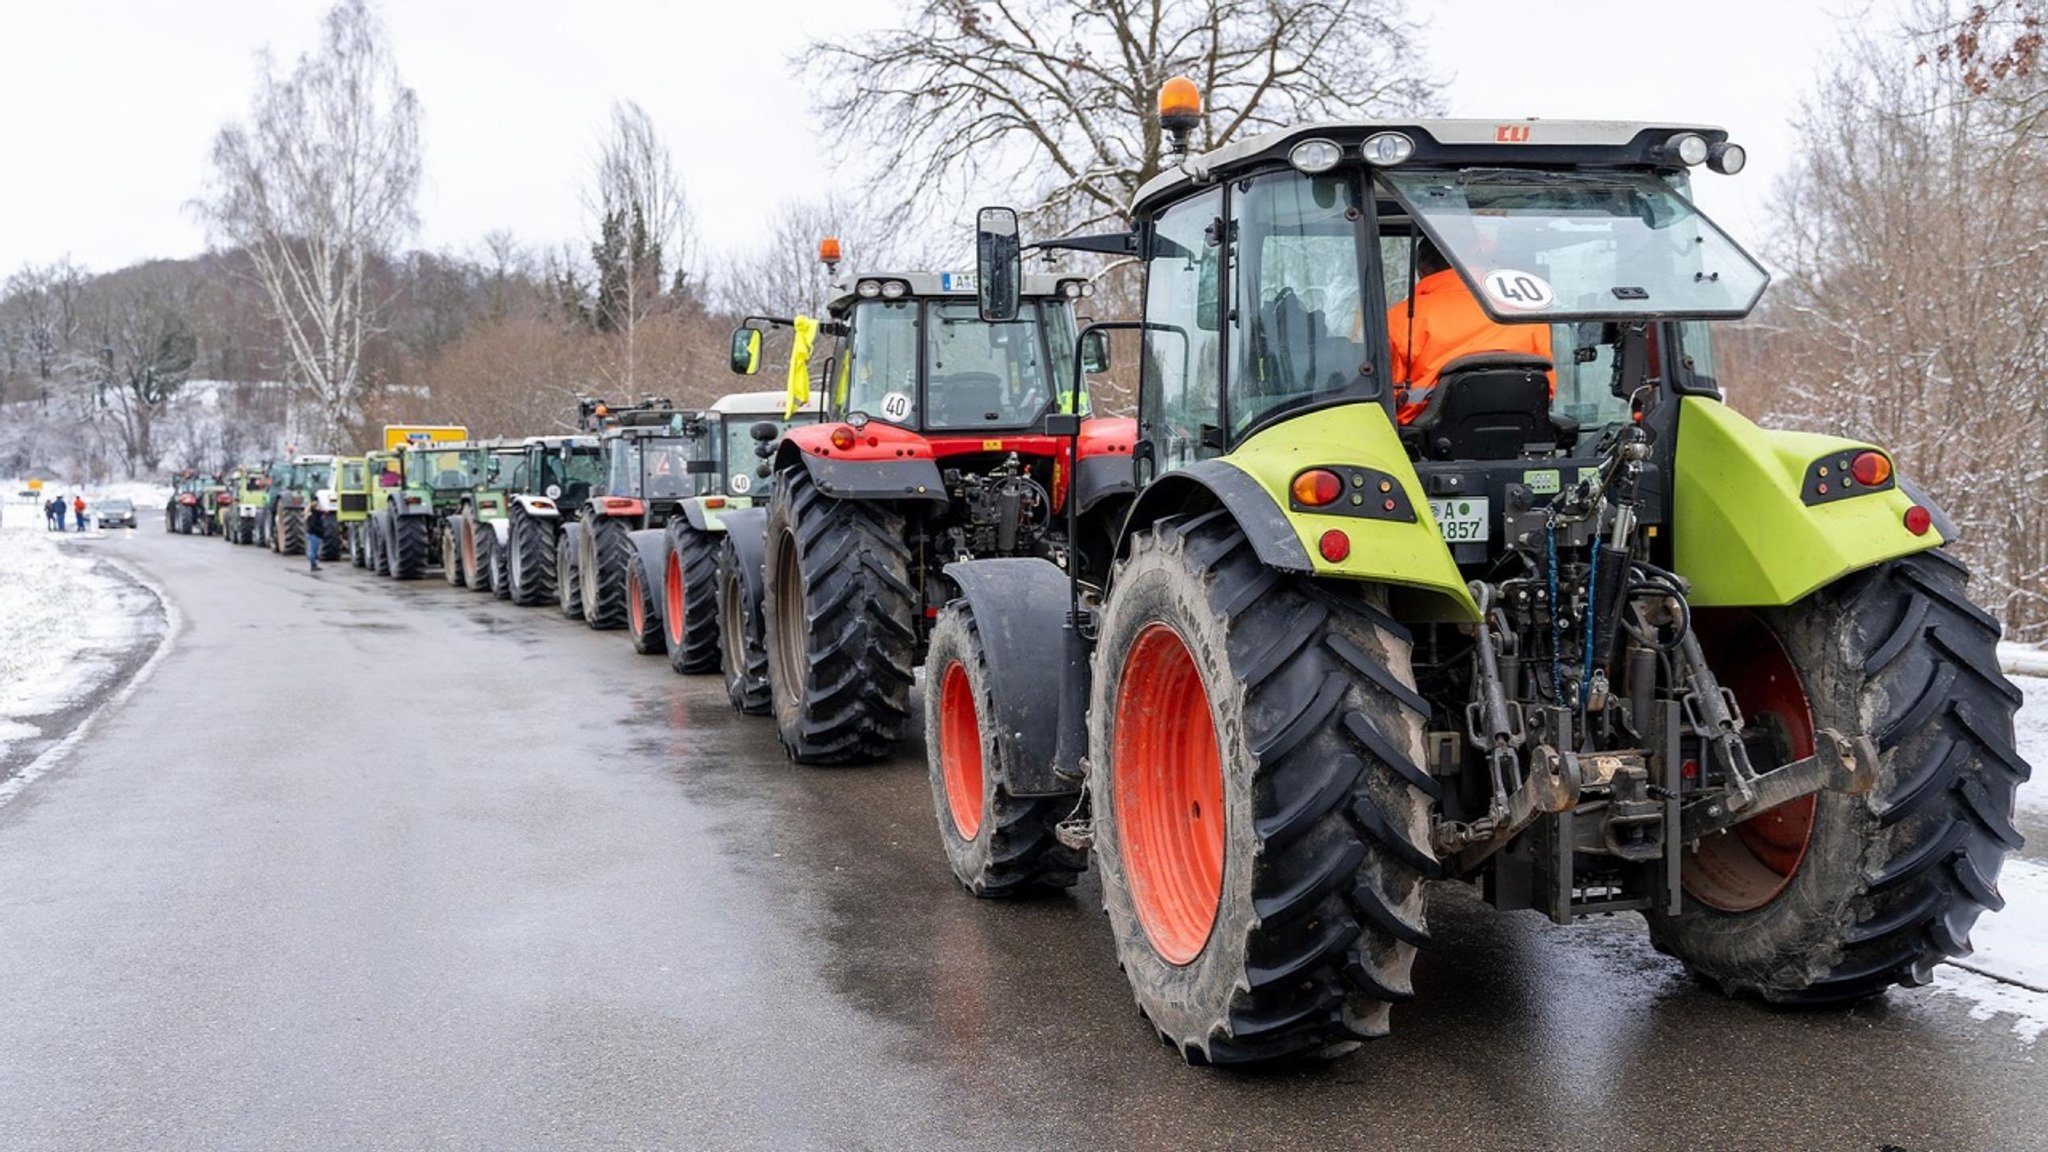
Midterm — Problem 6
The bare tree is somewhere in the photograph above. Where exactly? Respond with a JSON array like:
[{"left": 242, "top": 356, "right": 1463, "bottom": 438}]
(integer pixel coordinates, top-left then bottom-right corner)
[
  {"left": 584, "top": 101, "right": 693, "bottom": 399},
  {"left": 717, "top": 198, "right": 894, "bottom": 318},
  {"left": 75, "top": 268, "right": 200, "bottom": 476},
  {"left": 1760, "top": 0, "right": 2048, "bottom": 638},
  {"left": 197, "top": 0, "right": 420, "bottom": 451},
  {"left": 1, "top": 260, "right": 89, "bottom": 405},
  {"left": 803, "top": 0, "right": 1437, "bottom": 234}
]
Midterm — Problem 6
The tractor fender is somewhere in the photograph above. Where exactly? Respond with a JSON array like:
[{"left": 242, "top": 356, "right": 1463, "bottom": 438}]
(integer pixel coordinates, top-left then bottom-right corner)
[
  {"left": 628, "top": 528, "right": 668, "bottom": 625},
  {"left": 680, "top": 499, "right": 713, "bottom": 533},
  {"left": 940, "top": 558, "right": 1084, "bottom": 798},
  {"left": 1075, "top": 454, "right": 1137, "bottom": 514},
  {"left": 558, "top": 520, "right": 585, "bottom": 579},
  {"left": 510, "top": 492, "right": 562, "bottom": 519},
  {"left": 1672, "top": 397, "right": 1943, "bottom": 606},
  {"left": 722, "top": 506, "right": 770, "bottom": 615},
  {"left": 1120, "top": 403, "right": 1480, "bottom": 622},
  {"left": 774, "top": 434, "right": 950, "bottom": 504},
  {"left": 488, "top": 517, "right": 512, "bottom": 547}
]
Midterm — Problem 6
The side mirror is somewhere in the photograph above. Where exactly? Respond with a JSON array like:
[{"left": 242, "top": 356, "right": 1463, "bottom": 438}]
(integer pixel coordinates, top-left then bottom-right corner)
[
  {"left": 1080, "top": 329, "right": 1111, "bottom": 375},
  {"left": 975, "top": 206, "right": 1022, "bottom": 323},
  {"left": 750, "top": 421, "right": 779, "bottom": 441},
  {"left": 730, "top": 326, "right": 763, "bottom": 376}
]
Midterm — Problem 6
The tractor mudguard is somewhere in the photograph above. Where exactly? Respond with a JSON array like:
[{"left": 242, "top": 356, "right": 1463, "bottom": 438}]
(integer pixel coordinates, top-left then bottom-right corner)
[
  {"left": 721, "top": 506, "right": 770, "bottom": 621},
  {"left": 680, "top": 500, "right": 712, "bottom": 533},
  {"left": 510, "top": 493, "right": 562, "bottom": 519},
  {"left": 559, "top": 521, "right": 585, "bottom": 577},
  {"left": 941, "top": 558, "right": 1084, "bottom": 797},
  {"left": 1672, "top": 397, "right": 1942, "bottom": 606},
  {"left": 1075, "top": 455, "right": 1136, "bottom": 513},
  {"left": 777, "top": 426, "right": 950, "bottom": 504},
  {"left": 488, "top": 518, "right": 511, "bottom": 547},
  {"left": 1123, "top": 402, "right": 1479, "bottom": 622},
  {"left": 628, "top": 528, "right": 668, "bottom": 625}
]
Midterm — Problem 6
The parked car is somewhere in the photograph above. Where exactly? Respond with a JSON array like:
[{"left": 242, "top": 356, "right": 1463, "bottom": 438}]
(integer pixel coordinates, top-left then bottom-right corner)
[{"left": 95, "top": 498, "right": 137, "bottom": 529}]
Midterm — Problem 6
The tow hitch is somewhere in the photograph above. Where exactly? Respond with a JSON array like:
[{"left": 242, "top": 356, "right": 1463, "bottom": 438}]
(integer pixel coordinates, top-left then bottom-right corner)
[{"left": 1679, "top": 728, "right": 1878, "bottom": 843}]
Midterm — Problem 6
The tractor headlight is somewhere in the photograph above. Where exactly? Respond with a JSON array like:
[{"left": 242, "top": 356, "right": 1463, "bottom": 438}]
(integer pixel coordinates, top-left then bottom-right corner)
[
  {"left": 1708, "top": 141, "right": 1747, "bottom": 175},
  {"left": 1288, "top": 138, "right": 1343, "bottom": 174},
  {"left": 1361, "top": 132, "right": 1414, "bottom": 166},
  {"left": 1664, "top": 132, "right": 1709, "bottom": 166},
  {"left": 856, "top": 279, "right": 882, "bottom": 299},
  {"left": 880, "top": 280, "right": 907, "bottom": 300}
]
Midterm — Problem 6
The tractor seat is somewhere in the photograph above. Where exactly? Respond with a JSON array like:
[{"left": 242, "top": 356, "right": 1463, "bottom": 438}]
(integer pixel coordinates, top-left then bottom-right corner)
[
  {"left": 932, "top": 372, "right": 1005, "bottom": 424},
  {"left": 1405, "top": 353, "right": 1578, "bottom": 461}
]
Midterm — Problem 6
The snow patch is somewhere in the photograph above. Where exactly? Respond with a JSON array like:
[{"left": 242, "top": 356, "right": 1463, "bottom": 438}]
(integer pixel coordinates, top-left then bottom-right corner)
[
  {"left": 2017, "top": 674, "right": 2047, "bottom": 821},
  {"left": 2003, "top": 643, "right": 2048, "bottom": 678},
  {"left": 1961, "top": 857, "right": 2048, "bottom": 989},
  {"left": 1931, "top": 966, "right": 2048, "bottom": 1045},
  {"left": 0, "top": 511, "right": 143, "bottom": 764}
]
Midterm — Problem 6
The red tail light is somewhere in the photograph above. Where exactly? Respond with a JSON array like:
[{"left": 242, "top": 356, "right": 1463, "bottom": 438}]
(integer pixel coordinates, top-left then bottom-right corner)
[
  {"left": 1318, "top": 529, "right": 1351, "bottom": 562},
  {"left": 1290, "top": 469, "right": 1343, "bottom": 507},
  {"left": 1904, "top": 505, "right": 1932, "bottom": 536},
  {"left": 1850, "top": 451, "right": 1891, "bottom": 487},
  {"left": 830, "top": 426, "right": 857, "bottom": 451}
]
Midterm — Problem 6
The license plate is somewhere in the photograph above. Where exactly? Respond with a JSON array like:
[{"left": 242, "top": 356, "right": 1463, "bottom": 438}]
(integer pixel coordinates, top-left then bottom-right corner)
[{"left": 1428, "top": 497, "right": 1490, "bottom": 543}]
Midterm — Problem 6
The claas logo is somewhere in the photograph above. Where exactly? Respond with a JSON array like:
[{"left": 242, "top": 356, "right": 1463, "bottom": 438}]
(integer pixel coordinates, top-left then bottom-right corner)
[{"left": 1495, "top": 125, "right": 1532, "bottom": 143}]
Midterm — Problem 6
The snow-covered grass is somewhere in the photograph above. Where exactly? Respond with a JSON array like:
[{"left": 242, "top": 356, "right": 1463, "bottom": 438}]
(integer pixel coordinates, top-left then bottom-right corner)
[{"left": 0, "top": 508, "right": 148, "bottom": 767}]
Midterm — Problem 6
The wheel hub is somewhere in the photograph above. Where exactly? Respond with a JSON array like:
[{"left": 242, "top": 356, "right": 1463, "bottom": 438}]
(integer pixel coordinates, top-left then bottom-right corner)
[{"left": 1112, "top": 623, "right": 1224, "bottom": 966}]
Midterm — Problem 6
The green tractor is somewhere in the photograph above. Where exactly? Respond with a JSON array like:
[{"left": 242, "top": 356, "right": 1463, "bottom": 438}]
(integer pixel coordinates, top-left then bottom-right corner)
[
  {"left": 356, "top": 449, "right": 398, "bottom": 570},
  {"left": 438, "top": 440, "right": 518, "bottom": 592},
  {"left": 367, "top": 442, "right": 485, "bottom": 580},
  {"left": 564, "top": 398, "right": 709, "bottom": 632},
  {"left": 226, "top": 464, "right": 272, "bottom": 545},
  {"left": 928, "top": 99, "right": 2031, "bottom": 1065},
  {"left": 501, "top": 434, "right": 605, "bottom": 608},
  {"left": 332, "top": 455, "right": 369, "bottom": 563},
  {"left": 266, "top": 455, "right": 335, "bottom": 557},
  {"left": 634, "top": 389, "right": 822, "bottom": 675}
]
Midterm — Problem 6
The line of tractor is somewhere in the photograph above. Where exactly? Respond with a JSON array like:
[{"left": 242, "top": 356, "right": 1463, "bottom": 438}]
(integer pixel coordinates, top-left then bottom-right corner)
[{"left": 168, "top": 82, "right": 2033, "bottom": 1068}]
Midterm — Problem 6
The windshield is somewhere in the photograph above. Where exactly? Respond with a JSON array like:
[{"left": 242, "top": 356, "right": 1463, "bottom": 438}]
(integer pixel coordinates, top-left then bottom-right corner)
[
  {"left": 407, "top": 448, "right": 484, "bottom": 490},
  {"left": 608, "top": 436, "right": 704, "bottom": 499},
  {"left": 838, "top": 298, "right": 1070, "bottom": 430},
  {"left": 289, "top": 462, "right": 333, "bottom": 489},
  {"left": 338, "top": 460, "right": 366, "bottom": 491},
  {"left": 100, "top": 499, "right": 132, "bottom": 513},
  {"left": 721, "top": 415, "right": 791, "bottom": 498},
  {"left": 1379, "top": 169, "right": 1767, "bottom": 321},
  {"left": 487, "top": 451, "right": 524, "bottom": 490}
]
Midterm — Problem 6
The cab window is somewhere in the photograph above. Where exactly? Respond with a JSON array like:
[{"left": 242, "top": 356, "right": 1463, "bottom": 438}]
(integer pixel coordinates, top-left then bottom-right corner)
[
  {"left": 1229, "top": 172, "right": 1369, "bottom": 434},
  {"left": 1140, "top": 187, "right": 1223, "bottom": 476}
]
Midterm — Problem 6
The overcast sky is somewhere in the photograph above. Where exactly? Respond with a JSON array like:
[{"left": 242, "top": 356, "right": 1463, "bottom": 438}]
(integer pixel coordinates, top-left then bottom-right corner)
[{"left": 0, "top": 0, "right": 1853, "bottom": 276}]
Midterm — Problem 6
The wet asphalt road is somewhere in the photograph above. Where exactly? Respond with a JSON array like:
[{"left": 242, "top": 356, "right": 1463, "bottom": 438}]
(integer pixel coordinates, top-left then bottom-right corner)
[{"left": 1, "top": 529, "right": 2044, "bottom": 1152}]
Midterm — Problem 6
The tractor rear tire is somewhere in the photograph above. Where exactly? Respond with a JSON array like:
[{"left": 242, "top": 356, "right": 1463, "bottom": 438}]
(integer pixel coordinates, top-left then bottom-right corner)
[
  {"left": 665, "top": 523, "right": 721, "bottom": 674},
  {"left": 1648, "top": 548, "right": 2027, "bottom": 1002},
  {"left": 508, "top": 509, "right": 555, "bottom": 607},
  {"left": 761, "top": 467, "right": 916, "bottom": 764},
  {"left": 628, "top": 563, "right": 666, "bottom": 655},
  {"left": 717, "top": 533, "right": 770, "bottom": 716},
  {"left": 491, "top": 542, "right": 511, "bottom": 600},
  {"left": 556, "top": 534, "right": 583, "bottom": 619},
  {"left": 441, "top": 523, "right": 464, "bottom": 586},
  {"left": 320, "top": 529, "right": 341, "bottom": 562},
  {"left": 349, "top": 525, "right": 365, "bottom": 567},
  {"left": 465, "top": 519, "right": 494, "bottom": 592},
  {"left": 369, "top": 516, "right": 391, "bottom": 576},
  {"left": 1088, "top": 512, "right": 1435, "bottom": 1065},
  {"left": 580, "top": 518, "right": 632, "bottom": 630},
  {"left": 925, "top": 601, "right": 1086, "bottom": 896},
  {"left": 390, "top": 515, "right": 428, "bottom": 580},
  {"left": 279, "top": 508, "right": 306, "bottom": 556}
]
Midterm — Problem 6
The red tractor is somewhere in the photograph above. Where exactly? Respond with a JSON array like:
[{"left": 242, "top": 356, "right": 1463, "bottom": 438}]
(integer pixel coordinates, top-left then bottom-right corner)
[{"left": 722, "top": 269, "right": 1135, "bottom": 763}]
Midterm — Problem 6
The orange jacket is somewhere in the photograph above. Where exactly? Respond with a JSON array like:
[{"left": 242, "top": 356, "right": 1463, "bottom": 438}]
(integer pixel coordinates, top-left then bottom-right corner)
[{"left": 1387, "top": 269, "right": 1553, "bottom": 424}]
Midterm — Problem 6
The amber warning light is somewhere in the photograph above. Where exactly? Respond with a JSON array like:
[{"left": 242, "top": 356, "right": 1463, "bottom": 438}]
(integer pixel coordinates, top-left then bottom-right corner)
[
  {"left": 819, "top": 236, "right": 842, "bottom": 269},
  {"left": 1159, "top": 76, "right": 1202, "bottom": 158}
]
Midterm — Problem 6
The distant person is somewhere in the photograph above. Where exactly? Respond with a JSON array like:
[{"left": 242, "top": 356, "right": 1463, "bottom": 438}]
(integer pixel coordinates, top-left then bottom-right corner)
[
  {"left": 304, "top": 494, "right": 331, "bottom": 572},
  {"left": 72, "top": 495, "right": 87, "bottom": 532},
  {"left": 44, "top": 496, "right": 58, "bottom": 531},
  {"left": 53, "top": 496, "right": 67, "bottom": 532}
]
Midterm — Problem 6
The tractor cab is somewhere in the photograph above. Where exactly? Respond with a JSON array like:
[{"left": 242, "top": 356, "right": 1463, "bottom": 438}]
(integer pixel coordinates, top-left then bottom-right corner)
[
  {"left": 584, "top": 400, "right": 714, "bottom": 520},
  {"left": 397, "top": 443, "right": 489, "bottom": 517},
  {"left": 703, "top": 388, "right": 822, "bottom": 504},
  {"left": 511, "top": 435, "right": 603, "bottom": 514}
]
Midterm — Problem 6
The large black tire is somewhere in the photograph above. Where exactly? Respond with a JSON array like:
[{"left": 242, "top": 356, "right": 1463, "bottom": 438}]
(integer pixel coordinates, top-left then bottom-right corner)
[
  {"left": 490, "top": 540, "right": 511, "bottom": 600},
  {"left": 717, "top": 533, "right": 770, "bottom": 715},
  {"left": 465, "top": 518, "right": 494, "bottom": 593},
  {"left": 924, "top": 601, "right": 1086, "bottom": 896},
  {"left": 580, "top": 517, "right": 633, "bottom": 630},
  {"left": 1088, "top": 512, "right": 1434, "bottom": 1066},
  {"left": 349, "top": 524, "right": 366, "bottom": 567},
  {"left": 556, "top": 533, "right": 584, "bottom": 619},
  {"left": 368, "top": 515, "right": 391, "bottom": 576},
  {"left": 761, "top": 467, "right": 916, "bottom": 764},
  {"left": 278, "top": 507, "right": 306, "bottom": 556},
  {"left": 162, "top": 506, "right": 174, "bottom": 533},
  {"left": 508, "top": 509, "right": 556, "bottom": 607},
  {"left": 389, "top": 515, "right": 428, "bottom": 580},
  {"left": 319, "top": 528, "right": 341, "bottom": 561},
  {"left": 664, "top": 523, "right": 721, "bottom": 674},
  {"left": 441, "top": 523, "right": 465, "bottom": 586},
  {"left": 1649, "top": 548, "right": 2027, "bottom": 1002},
  {"left": 627, "top": 562, "right": 667, "bottom": 655}
]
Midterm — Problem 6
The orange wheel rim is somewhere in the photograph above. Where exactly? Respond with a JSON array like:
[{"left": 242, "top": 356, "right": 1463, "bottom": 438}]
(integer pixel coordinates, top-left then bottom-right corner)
[
  {"left": 629, "top": 569, "right": 645, "bottom": 634},
  {"left": 463, "top": 525, "right": 476, "bottom": 576},
  {"left": 665, "top": 551, "right": 685, "bottom": 647},
  {"left": 1113, "top": 623, "right": 1223, "bottom": 965},
  {"left": 1687, "top": 611, "right": 1818, "bottom": 912},
  {"left": 937, "top": 661, "right": 985, "bottom": 839}
]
